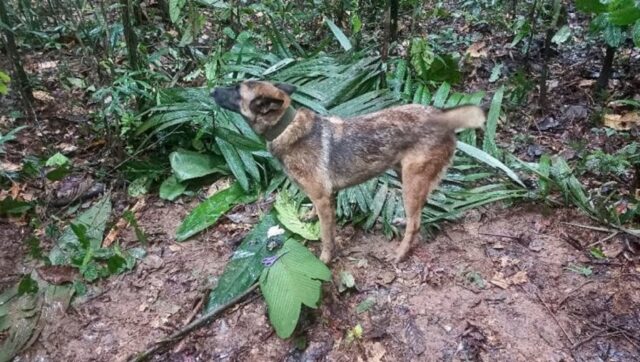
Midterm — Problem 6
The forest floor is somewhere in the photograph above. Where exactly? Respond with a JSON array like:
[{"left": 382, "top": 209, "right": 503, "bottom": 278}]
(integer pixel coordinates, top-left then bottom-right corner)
[{"left": 2, "top": 2, "right": 640, "bottom": 362}]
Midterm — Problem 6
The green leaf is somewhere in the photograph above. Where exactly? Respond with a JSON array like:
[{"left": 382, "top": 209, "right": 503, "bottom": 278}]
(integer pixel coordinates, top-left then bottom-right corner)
[
  {"left": 45, "top": 152, "right": 70, "bottom": 167},
  {"left": 18, "top": 275, "right": 38, "bottom": 295},
  {"left": 216, "top": 137, "right": 250, "bottom": 191},
  {"left": 356, "top": 296, "right": 375, "bottom": 314},
  {"left": 170, "top": 149, "right": 227, "bottom": 182},
  {"left": 633, "top": 19, "right": 640, "bottom": 47},
  {"left": 324, "top": 18, "right": 352, "bottom": 51},
  {"left": 603, "top": 23, "right": 624, "bottom": 48},
  {"left": 363, "top": 182, "right": 388, "bottom": 229},
  {"left": 259, "top": 239, "right": 331, "bottom": 338},
  {"left": 456, "top": 141, "right": 525, "bottom": 187},
  {"left": 482, "top": 86, "right": 504, "bottom": 157},
  {"left": 176, "top": 182, "right": 257, "bottom": 241},
  {"left": 169, "top": 0, "right": 186, "bottom": 23},
  {"left": 576, "top": 0, "right": 607, "bottom": 14},
  {"left": 159, "top": 175, "right": 186, "bottom": 201},
  {"left": 0, "top": 70, "right": 10, "bottom": 95},
  {"left": 552, "top": 25, "right": 571, "bottom": 44},
  {"left": 0, "top": 197, "right": 31, "bottom": 216},
  {"left": 432, "top": 82, "right": 450, "bottom": 108},
  {"left": 123, "top": 211, "right": 148, "bottom": 245},
  {"left": 489, "top": 63, "right": 503, "bottom": 83},
  {"left": 274, "top": 192, "right": 320, "bottom": 241},
  {"left": 338, "top": 271, "right": 356, "bottom": 292},
  {"left": 128, "top": 176, "right": 151, "bottom": 197},
  {"left": 608, "top": 1, "right": 640, "bottom": 26},
  {"left": 425, "top": 54, "right": 461, "bottom": 84},
  {"left": 49, "top": 197, "right": 112, "bottom": 265},
  {"left": 206, "top": 213, "right": 281, "bottom": 312}
]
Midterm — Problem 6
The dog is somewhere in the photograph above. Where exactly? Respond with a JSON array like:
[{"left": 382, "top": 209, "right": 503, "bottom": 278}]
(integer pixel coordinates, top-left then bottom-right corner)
[{"left": 212, "top": 80, "right": 486, "bottom": 263}]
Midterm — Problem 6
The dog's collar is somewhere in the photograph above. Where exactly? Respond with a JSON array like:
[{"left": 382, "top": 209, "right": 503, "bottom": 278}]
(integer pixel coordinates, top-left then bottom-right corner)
[{"left": 263, "top": 106, "right": 296, "bottom": 142}]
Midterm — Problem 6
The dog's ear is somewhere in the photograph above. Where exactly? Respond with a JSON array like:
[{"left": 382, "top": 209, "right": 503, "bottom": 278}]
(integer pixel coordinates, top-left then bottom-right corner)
[
  {"left": 250, "top": 96, "right": 284, "bottom": 114},
  {"left": 275, "top": 83, "right": 296, "bottom": 95}
]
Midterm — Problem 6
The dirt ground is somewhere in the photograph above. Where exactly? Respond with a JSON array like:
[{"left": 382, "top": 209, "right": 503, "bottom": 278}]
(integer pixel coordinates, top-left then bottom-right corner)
[{"left": 11, "top": 198, "right": 639, "bottom": 362}]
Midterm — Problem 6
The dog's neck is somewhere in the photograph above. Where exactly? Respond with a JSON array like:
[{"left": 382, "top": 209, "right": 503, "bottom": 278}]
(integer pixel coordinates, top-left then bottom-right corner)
[{"left": 263, "top": 106, "right": 296, "bottom": 142}]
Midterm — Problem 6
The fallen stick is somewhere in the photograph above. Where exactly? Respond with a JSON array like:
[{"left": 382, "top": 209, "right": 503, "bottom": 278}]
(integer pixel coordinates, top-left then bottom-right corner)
[{"left": 128, "top": 283, "right": 259, "bottom": 362}]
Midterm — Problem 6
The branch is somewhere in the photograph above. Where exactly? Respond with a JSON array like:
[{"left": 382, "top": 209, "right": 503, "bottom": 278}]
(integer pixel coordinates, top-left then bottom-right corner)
[{"left": 128, "top": 283, "right": 259, "bottom": 362}]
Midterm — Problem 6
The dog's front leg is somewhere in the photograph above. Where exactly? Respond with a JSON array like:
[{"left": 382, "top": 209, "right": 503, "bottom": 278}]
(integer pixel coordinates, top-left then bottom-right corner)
[{"left": 310, "top": 195, "right": 335, "bottom": 263}]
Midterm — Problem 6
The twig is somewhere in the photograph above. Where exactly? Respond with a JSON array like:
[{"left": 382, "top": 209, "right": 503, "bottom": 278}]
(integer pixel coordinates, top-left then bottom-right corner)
[
  {"left": 128, "top": 283, "right": 259, "bottom": 362},
  {"left": 561, "top": 222, "right": 614, "bottom": 233},
  {"left": 555, "top": 280, "right": 594, "bottom": 310},
  {"left": 572, "top": 331, "right": 621, "bottom": 350},
  {"left": 586, "top": 231, "right": 619, "bottom": 248},
  {"left": 478, "top": 232, "right": 521, "bottom": 241},
  {"left": 522, "top": 285, "right": 576, "bottom": 346}
]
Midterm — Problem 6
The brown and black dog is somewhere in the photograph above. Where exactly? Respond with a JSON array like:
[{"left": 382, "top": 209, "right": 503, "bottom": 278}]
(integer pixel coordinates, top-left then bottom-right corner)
[{"left": 212, "top": 80, "right": 485, "bottom": 263}]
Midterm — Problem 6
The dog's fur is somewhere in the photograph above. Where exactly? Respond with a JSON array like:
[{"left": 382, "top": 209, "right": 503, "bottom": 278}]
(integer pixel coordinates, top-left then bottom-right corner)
[{"left": 212, "top": 80, "right": 486, "bottom": 263}]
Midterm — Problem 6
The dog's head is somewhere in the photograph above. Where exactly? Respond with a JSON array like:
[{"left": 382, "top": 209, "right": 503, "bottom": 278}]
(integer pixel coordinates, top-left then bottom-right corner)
[{"left": 211, "top": 81, "right": 296, "bottom": 135}]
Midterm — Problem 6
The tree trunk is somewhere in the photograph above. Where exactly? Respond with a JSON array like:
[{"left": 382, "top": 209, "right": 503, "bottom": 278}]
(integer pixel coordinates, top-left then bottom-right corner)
[
  {"left": 120, "top": 0, "right": 140, "bottom": 70},
  {"left": 0, "top": 0, "right": 33, "bottom": 108},
  {"left": 390, "top": 0, "right": 398, "bottom": 41},
  {"left": 596, "top": 46, "right": 615, "bottom": 93},
  {"left": 538, "top": 0, "right": 561, "bottom": 111}
]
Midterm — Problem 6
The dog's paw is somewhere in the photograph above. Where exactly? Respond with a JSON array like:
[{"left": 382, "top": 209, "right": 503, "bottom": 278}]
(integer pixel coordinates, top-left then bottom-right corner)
[
  {"left": 393, "top": 246, "right": 410, "bottom": 264},
  {"left": 320, "top": 250, "right": 333, "bottom": 264}
]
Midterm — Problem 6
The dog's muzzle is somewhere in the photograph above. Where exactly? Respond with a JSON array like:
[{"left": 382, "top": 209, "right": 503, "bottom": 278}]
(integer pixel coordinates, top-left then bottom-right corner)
[{"left": 211, "top": 86, "right": 240, "bottom": 112}]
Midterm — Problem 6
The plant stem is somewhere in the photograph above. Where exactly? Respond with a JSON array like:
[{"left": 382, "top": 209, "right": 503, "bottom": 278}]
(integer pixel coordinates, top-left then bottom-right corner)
[{"left": 595, "top": 45, "right": 615, "bottom": 93}]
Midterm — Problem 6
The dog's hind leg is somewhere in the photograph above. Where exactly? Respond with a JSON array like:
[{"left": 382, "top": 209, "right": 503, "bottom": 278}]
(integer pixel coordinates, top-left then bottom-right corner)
[{"left": 395, "top": 148, "right": 452, "bottom": 263}]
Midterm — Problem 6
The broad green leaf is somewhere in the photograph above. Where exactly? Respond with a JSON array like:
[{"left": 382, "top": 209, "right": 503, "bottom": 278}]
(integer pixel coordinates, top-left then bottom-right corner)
[
  {"left": 324, "top": 18, "right": 352, "bottom": 51},
  {"left": 425, "top": 54, "right": 461, "bottom": 84},
  {"left": 259, "top": 239, "right": 331, "bottom": 338},
  {"left": 159, "top": 175, "right": 186, "bottom": 201},
  {"left": 456, "top": 141, "right": 525, "bottom": 187},
  {"left": 169, "top": 149, "right": 227, "bottom": 182},
  {"left": 633, "top": 20, "right": 640, "bottom": 47},
  {"left": 482, "top": 86, "right": 504, "bottom": 157},
  {"left": 608, "top": 2, "right": 640, "bottom": 26},
  {"left": 176, "top": 182, "right": 257, "bottom": 241},
  {"left": 49, "top": 197, "right": 112, "bottom": 265},
  {"left": 206, "top": 213, "right": 281, "bottom": 311},
  {"left": 274, "top": 192, "right": 320, "bottom": 240},
  {"left": 603, "top": 24, "right": 624, "bottom": 48},
  {"left": 169, "top": 0, "right": 186, "bottom": 23}
]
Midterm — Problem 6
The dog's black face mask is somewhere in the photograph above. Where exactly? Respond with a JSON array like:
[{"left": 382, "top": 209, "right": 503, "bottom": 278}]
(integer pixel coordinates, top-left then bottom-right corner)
[{"left": 211, "top": 85, "right": 241, "bottom": 112}]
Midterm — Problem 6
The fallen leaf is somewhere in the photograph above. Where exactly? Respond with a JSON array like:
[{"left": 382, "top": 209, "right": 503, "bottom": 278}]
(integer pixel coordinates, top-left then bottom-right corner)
[
  {"left": 490, "top": 273, "right": 510, "bottom": 289},
  {"left": 1, "top": 160, "right": 22, "bottom": 173},
  {"left": 603, "top": 113, "right": 640, "bottom": 130},
  {"left": 578, "top": 79, "right": 596, "bottom": 87},
  {"left": 379, "top": 270, "right": 396, "bottom": 285},
  {"left": 509, "top": 270, "right": 528, "bottom": 285},
  {"left": 32, "top": 90, "right": 54, "bottom": 102},
  {"left": 466, "top": 41, "right": 487, "bottom": 58},
  {"left": 36, "top": 265, "right": 77, "bottom": 285}
]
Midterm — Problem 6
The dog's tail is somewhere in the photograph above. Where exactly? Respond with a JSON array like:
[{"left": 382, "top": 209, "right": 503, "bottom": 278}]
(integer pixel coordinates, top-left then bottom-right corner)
[{"left": 433, "top": 105, "right": 486, "bottom": 130}]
